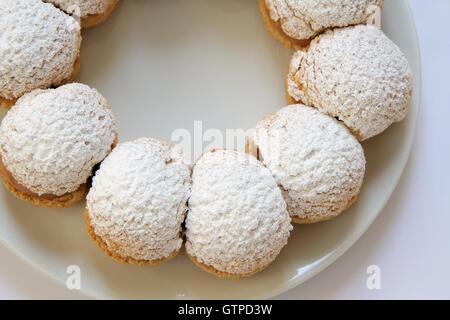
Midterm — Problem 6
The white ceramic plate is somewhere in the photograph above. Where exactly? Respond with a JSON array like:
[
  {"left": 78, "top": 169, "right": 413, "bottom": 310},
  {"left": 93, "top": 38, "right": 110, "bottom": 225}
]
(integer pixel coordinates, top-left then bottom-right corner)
[{"left": 0, "top": 0, "right": 420, "bottom": 299}]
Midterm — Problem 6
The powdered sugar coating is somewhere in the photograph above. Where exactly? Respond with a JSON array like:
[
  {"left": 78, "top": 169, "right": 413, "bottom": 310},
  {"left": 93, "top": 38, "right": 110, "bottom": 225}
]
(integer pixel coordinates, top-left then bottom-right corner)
[
  {"left": 186, "top": 150, "right": 292, "bottom": 276},
  {"left": 265, "top": 0, "right": 382, "bottom": 40},
  {"left": 86, "top": 138, "right": 191, "bottom": 262},
  {"left": 0, "top": 0, "right": 81, "bottom": 100},
  {"left": 0, "top": 83, "right": 117, "bottom": 196},
  {"left": 44, "top": 0, "right": 115, "bottom": 18},
  {"left": 288, "top": 25, "right": 413, "bottom": 140},
  {"left": 251, "top": 105, "right": 366, "bottom": 223}
]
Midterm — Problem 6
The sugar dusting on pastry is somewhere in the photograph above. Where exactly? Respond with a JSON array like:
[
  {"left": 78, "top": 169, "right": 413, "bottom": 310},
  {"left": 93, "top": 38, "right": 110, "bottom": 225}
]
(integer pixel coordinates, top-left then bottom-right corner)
[
  {"left": 0, "top": 83, "right": 117, "bottom": 196},
  {"left": 0, "top": 0, "right": 81, "bottom": 100},
  {"left": 44, "top": 0, "right": 115, "bottom": 18},
  {"left": 86, "top": 138, "right": 191, "bottom": 262},
  {"left": 265, "top": 0, "right": 383, "bottom": 41},
  {"left": 288, "top": 25, "right": 412, "bottom": 140},
  {"left": 251, "top": 105, "right": 366, "bottom": 223},
  {"left": 186, "top": 149, "right": 292, "bottom": 277}
]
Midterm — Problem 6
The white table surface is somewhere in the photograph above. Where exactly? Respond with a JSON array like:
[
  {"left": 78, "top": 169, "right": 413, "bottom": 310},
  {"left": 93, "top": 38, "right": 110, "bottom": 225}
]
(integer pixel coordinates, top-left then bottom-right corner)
[{"left": 0, "top": 0, "right": 449, "bottom": 300}]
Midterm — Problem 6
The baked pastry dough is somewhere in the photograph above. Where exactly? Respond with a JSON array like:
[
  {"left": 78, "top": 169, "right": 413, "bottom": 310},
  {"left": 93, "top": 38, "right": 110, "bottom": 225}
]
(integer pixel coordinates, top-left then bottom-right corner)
[
  {"left": 85, "top": 138, "right": 191, "bottom": 265},
  {"left": 250, "top": 104, "right": 366, "bottom": 224},
  {"left": 0, "top": 0, "right": 81, "bottom": 108},
  {"left": 44, "top": 0, "right": 119, "bottom": 28},
  {"left": 186, "top": 149, "right": 292, "bottom": 277},
  {"left": 287, "top": 25, "right": 413, "bottom": 140},
  {"left": 0, "top": 83, "right": 117, "bottom": 208}
]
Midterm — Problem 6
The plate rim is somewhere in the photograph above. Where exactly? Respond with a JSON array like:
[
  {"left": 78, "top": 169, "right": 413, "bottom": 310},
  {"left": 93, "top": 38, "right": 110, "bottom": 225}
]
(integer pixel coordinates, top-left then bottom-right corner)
[{"left": 0, "top": 0, "right": 422, "bottom": 300}]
